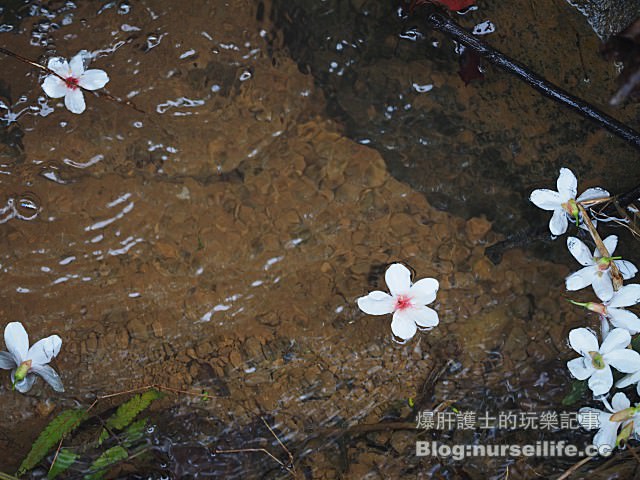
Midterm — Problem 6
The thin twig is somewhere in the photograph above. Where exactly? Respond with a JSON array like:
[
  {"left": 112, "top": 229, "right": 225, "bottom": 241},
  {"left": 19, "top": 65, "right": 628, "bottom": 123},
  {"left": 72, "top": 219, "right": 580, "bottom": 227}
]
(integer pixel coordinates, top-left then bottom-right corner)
[
  {"left": 556, "top": 456, "right": 592, "bottom": 480},
  {"left": 577, "top": 202, "right": 623, "bottom": 290},
  {"left": 86, "top": 384, "right": 213, "bottom": 413},
  {"left": 211, "top": 417, "right": 297, "bottom": 477},
  {"left": 261, "top": 417, "right": 295, "bottom": 469},
  {"left": 46, "top": 430, "right": 66, "bottom": 475},
  {"left": 0, "top": 46, "right": 144, "bottom": 114},
  {"left": 213, "top": 447, "right": 289, "bottom": 470}
]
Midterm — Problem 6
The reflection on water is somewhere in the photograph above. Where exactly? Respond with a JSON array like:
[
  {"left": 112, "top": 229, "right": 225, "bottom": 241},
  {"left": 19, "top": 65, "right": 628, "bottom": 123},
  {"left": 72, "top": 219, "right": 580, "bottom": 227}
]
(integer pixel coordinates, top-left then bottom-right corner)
[{"left": 1, "top": 0, "right": 639, "bottom": 478}]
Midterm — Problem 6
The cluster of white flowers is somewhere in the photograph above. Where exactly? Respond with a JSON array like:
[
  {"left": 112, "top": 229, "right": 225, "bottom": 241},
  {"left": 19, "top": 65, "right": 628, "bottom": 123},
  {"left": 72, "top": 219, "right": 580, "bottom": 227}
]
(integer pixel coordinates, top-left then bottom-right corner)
[{"left": 531, "top": 167, "right": 640, "bottom": 455}]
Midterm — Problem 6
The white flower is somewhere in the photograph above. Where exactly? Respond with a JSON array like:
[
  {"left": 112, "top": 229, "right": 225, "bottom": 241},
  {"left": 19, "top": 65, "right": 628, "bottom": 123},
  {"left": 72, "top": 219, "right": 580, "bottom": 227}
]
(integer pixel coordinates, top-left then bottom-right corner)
[
  {"left": 572, "top": 284, "right": 640, "bottom": 335},
  {"left": 41, "top": 51, "right": 109, "bottom": 114},
  {"left": 578, "top": 392, "right": 639, "bottom": 455},
  {"left": 529, "top": 167, "right": 609, "bottom": 236},
  {"left": 0, "top": 322, "right": 64, "bottom": 393},
  {"left": 565, "top": 235, "right": 637, "bottom": 301},
  {"left": 357, "top": 263, "right": 439, "bottom": 341},
  {"left": 567, "top": 327, "right": 640, "bottom": 396}
]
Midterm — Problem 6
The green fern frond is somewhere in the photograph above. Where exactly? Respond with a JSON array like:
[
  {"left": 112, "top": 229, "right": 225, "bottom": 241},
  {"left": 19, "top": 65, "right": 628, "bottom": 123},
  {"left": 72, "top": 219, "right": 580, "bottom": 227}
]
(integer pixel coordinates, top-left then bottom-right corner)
[
  {"left": 47, "top": 448, "right": 79, "bottom": 480},
  {"left": 98, "top": 389, "right": 163, "bottom": 445},
  {"left": 18, "top": 409, "right": 88, "bottom": 475},
  {"left": 84, "top": 446, "right": 128, "bottom": 480},
  {"left": 122, "top": 418, "right": 148, "bottom": 448}
]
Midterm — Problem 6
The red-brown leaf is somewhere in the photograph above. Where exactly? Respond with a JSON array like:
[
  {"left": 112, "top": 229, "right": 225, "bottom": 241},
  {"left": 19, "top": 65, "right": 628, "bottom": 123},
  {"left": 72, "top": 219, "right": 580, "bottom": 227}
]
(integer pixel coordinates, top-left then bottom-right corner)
[
  {"left": 412, "top": 0, "right": 476, "bottom": 12},
  {"left": 458, "top": 49, "right": 484, "bottom": 85}
]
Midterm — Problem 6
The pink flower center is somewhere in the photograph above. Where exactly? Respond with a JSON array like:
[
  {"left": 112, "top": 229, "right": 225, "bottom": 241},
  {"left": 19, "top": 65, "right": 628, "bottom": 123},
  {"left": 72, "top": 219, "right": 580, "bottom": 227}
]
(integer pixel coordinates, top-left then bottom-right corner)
[
  {"left": 394, "top": 294, "right": 413, "bottom": 311},
  {"left": 596, "top": 256, "right": 611, "bottom": 272},
  {"left": 65, "top": 76, "right": 80, "bottom": 90}
]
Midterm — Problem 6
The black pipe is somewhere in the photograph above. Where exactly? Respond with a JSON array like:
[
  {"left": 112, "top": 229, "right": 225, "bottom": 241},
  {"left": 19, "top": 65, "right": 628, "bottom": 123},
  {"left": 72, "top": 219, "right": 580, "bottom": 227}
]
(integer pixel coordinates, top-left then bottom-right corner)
[{"left": 424, "top": 12, "right": 640, "bottom": 151}]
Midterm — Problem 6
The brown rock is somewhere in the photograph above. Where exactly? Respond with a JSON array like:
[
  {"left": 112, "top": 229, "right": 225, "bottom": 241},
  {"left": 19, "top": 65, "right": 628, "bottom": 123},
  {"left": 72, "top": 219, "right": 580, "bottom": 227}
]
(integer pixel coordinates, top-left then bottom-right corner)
[
  {"left": 465, "top": 216, "right": 492, "bottom": 242},
  {"left": 228, "top": 350, "right": 243, "bottom": 369}
]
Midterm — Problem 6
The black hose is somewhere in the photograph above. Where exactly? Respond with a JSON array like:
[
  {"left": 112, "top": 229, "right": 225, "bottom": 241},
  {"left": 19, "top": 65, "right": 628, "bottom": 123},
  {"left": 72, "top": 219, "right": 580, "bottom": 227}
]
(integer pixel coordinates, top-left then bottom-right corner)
[{"left": 424, "top": 13, "right": 640, "bottom": 151}]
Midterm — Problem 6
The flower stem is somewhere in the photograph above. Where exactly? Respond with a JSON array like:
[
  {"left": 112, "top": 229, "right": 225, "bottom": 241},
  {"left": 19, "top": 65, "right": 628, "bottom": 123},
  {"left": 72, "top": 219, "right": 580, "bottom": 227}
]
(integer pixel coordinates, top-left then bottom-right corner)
[
  {"left": 576, "top": 202, "right": 623, "bottom": 291},
  {"left": 568, "top": 299, "right": 588, "bottom": 308}
]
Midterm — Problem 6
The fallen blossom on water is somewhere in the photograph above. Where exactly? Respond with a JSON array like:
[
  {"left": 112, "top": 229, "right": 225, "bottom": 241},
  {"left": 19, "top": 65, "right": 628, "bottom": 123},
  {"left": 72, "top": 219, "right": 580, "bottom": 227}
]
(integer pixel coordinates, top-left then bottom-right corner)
[
  {"left": 0, "top": 322, "right": 64, "bottom": 393},
  {"left": 567, "top": 327, "right": 640, "bottom": 396},
  {"left": 41, "top": 51, "right": 109, "bottom": 114},
  {"left": 357, "top": 263, "right": 439, "bottom": 341},
  {"left": 572, "top": 284, "right": 640, "bottom": 335},
  {"left": 579, "top": 392, "right": 639, "bottom": 455},
  {"left": 565, "top": 235, "right": 637, "bottom": 301},
  {"left": 529, "top": 167, "right": 609, "bottom": 236}
]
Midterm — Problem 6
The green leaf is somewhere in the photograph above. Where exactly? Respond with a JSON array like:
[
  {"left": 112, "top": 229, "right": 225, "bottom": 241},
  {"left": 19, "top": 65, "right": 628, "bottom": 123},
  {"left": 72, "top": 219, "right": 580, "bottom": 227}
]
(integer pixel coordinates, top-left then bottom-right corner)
[
  {"left": 632, "top": 335, "right": 640, "bottom": 353},
  {"left": 18, "top": 409, "right": 88, "bottom": 475},
  {"left": 122, "top": 418, "right": 148, "bottom": 448},
  {"left": 98, "top": 389, "right": 163, "bottom": 444},
  {"left": 562, "top": 379, "right": 588, "bottom": 406},
  {"left": 84, "top": 446, "right": 128, "bottom": 480},
  {"left": 47, "top": 448, "right": 78, "bottom": 480}
]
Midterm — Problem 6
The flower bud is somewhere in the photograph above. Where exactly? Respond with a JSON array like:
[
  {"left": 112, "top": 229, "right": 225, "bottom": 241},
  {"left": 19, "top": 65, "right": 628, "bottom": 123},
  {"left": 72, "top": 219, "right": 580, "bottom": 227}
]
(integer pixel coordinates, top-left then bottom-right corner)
[
  {"left": 14, "top": 360, "right": 32, "bottom": 382},
  {"left": 588, "top": 351, "right": 605, "bottom": 369},
  {"left": 610, "top": 407, "right": 637, "bottom": 423},
  {"left": 562, "top": 199, "right": 579, "bottom": 217},
  {"left": 616, "top": 420, "right": 634, "bottom": 447},
  {"left": 586, "top": 302, "right": 607, "bottom": 315}
]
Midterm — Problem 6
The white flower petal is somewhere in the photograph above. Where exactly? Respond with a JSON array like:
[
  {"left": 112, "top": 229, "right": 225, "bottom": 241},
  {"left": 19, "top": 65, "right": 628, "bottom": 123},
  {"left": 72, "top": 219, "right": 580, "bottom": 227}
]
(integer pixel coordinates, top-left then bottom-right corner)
[
  {"left": 607, "top": 308, "right": 640, "bottom": 334},
  {"left": 611, "top": 391, "right": 631, "bottom": 410},
  {"left": 557, "top": 168, "right": 578, "bottom": 201},
  {"left": 357, "top": 291, "right": 395, "bottom": 315},
  {"left": 64, "top": 88, "right": 86, "bottom": 114},
  {"left": 27, "top": 335, "right": 62, "bottom": 366},
  {"left": 391, "top": 310, "right": 418, "bottom": 340},
  {"left": 588, "top": 366, "right": 613, "bottom": 396},
  {"left": 578, "top": 407, "right": 606, "bottom": 429},
  {"left": 385, "top": 263, "right": 411, "bottom": 296},
  {"left": 41, "top": 75, "right": 68, "bottom": 98},
  {"left": 69, "top": 52, "right": 86, "bottom": 76},
  {"left": 615, "top": 370, "right": 640, "bottom": 389},
  {"left": 409, "top": 278, "right": 438, "bottom": 306},
  {"left": 529, "top": 189, "right": 560, "bottom": 210},
  {"left": 0, "top": 351, "right": 16, "bottom": 370},
  {"left": 567, "top": 357, "right": 594, "bottom": 380},
  {"left": 615, "top": 260, "right": 638, "bottom": 280},
  {"left": 608, "top": 285, "right": 640, "bottom": 308},
  {"left": 593, "top": 273, "right": 614, "bottom": 302},
  {"left": 567, "top": 237, "right": 594, "bottom": 266},
  {"left": 600, "top": 235, "right": 618, "bottom": 256},
  {"left": 577, "top": 187, "right": 610, "bottom": 203},
  {"left": 31, "top": 364, "right": 64, "bottom": 392},
  {"left": 412, "top": 305, "right": 439, "bottom": 329},
  {"left": 568, "top": 327, "right": 599, "bottom": 355},
  {"left": 11, "top": 371, "right": 37, "bottom": 393},
  {"left": 47, "top": 57, "right": 70, "bottom": 76},
  {"left": 605, "top": 349, "right": 640, "bottom": 373},
  {"left": 592, "top": 417, "right": 619, "bottom": 451},
  {"left": 4, "top": 322, "right": 29, "bottom": 365},
  {"left": 549, "top": 209, "right": 568, "bottom": 236},
  {"left": 600, "top": 328, "right": 631, "bottom": 354},
  {"left": 79, "top": 69, "right": 109, "bottom": 90},
  {"left": 566, "top": 267, "right": 596, "bottom": 291}
]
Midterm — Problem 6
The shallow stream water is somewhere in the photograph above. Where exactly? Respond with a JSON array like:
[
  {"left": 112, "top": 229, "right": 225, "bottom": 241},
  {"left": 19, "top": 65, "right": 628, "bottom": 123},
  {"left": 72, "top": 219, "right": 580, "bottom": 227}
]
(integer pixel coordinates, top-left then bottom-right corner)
[{"left": 1, "top": 1, "right": 640, "bottom": 478}]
